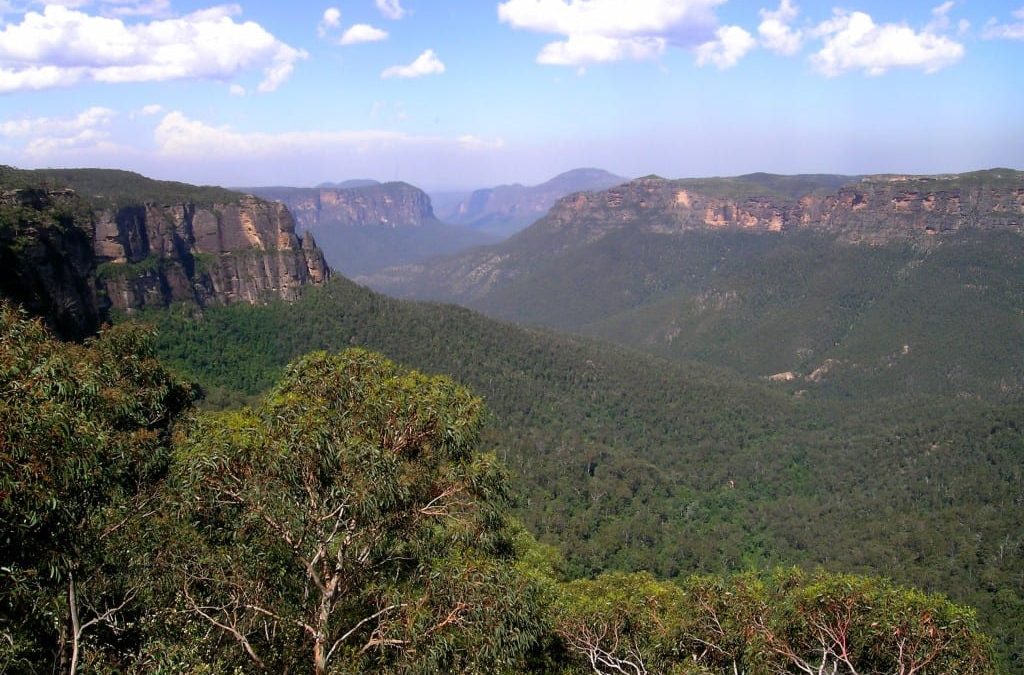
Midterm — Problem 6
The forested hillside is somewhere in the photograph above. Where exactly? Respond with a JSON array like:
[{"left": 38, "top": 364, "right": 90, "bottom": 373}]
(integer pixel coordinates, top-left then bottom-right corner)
[
  {"left": 1, "top": 303, "right": 995, "bottom": 673},
  {"left": 137, "top": 278, "right": 1024, "bottom": 670},
  {"left": 366, "top": 171, "right": 1024, "bottom": 402}
]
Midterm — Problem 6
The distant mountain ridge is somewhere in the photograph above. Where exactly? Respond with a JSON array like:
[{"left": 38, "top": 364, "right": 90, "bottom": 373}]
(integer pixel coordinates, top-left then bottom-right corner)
[
  {"left": 436, "top": 167, "right": 628, "bottom": 237},
  {"left": 365, "top": 169, "right": 1024, "bottom": 400},
  {"left": 372, "top": 169, "right": 1024, "bottom": 299},
  {"left": 316, "top": 179, "right": 380, "bottom": 189},
  {"left": 246, "top": 182, "right": 496, "bottom": 277}
]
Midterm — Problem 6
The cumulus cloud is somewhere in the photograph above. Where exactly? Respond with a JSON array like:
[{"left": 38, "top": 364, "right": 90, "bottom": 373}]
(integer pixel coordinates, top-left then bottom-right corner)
[
  {"left": 0, "top": 105, "right": 118, "bottom": 155},
  {"left": 811, "top": 9, "right": 964, "bottom": 76},
  {"left": 695, "top": 24, "right": 755, "bottom": 68},
  {"left": 758, "top": 0, "right": 802, "bottom": 55},
  {"left": 538, "top": 34, "right": 666, "bottom": 65},
  {"left": 27, "top": 0, "right": 173, "bottom": 17},
  {"left": 381, "top": 49, "right": 445, "bottom": 79},
  {"left": 154, "top": 111, "right": 409, "bottom": 157},
  {"left": 317, "top": 6, "right": 341, "bottom": 37},
  {"left": 497, "top": 0, "right": 724, "bottom": 66},
  {"left": 152, "top": 111, "right": 501, "bottom": 160},
  {"left": 0, "top": 4, "right": 307, "bottom": 94},
  {"left": 340, "top": 23, "right": 388, "bottom": 45},
  {"left": 983, "top": 7, "right": 1024, "bottom": 40},
  {"left": 139, "top": 103, "right": 163, "bottom": 115},
  {"left": 375, "top": 0, "right": 405, "bottom": 20}
]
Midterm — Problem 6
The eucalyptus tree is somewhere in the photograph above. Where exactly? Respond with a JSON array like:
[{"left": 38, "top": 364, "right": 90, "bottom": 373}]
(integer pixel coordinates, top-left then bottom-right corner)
[
  {"left": 161, "top": 348, "right": 545, "bottom": 674},
  {"left": 0, "top": 302, "right": 190, "bottom": 673}
]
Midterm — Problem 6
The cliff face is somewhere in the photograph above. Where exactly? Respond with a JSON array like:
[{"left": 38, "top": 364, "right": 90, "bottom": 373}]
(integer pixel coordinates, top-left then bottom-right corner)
[
  {"left": 0, "top": 187, "right": 106, "bottom": 339},
  {"left": 363, "top": 169, "right": 1024, "bottom": 302},
  {"left": 245, "top": 182, "right": 497, "bottom": 277},
  {"left": 94, "top": 196, "right": 329, "bottom": 312},
  {"left": 439, "top": 168, "right": 628, "bottom": 237},
  {"left": 537, "top": 172, "right": 1024, "bottom": 247},
  {"left": 249, "top": 183, "right": 435, "bottom": 230},
  {"left": 0, "top": 167, "right": 331, "bottom": 335}
]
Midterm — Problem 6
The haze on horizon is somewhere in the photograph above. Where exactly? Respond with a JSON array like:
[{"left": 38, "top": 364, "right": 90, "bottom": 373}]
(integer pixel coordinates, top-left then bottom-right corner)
[{"left": 1, "top": 0, "right": 1023, "bottom": 190}]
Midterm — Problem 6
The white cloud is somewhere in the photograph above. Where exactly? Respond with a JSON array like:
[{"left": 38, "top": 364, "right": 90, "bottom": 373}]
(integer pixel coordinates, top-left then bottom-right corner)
[
  {"left": 154, "top": 111, "right": 410, "bottom": 157},
  {"left": 375, "top": 0, "right": 405, "bottom": 20},
  {"left": 0, "top": 4, "right": 307, "bottom": 94},
  {"left": 758, "top": 0, "right": 802, "bottom": 55},
  {"left": 139, "top": 103, "right": 162, "bottom": 115},
  {"left": 457, "top": 134, "right": 505, "bottom": 151},
  {"left": 25, "top": 128, "right": 118, "bottom": 155},
  {"left": 101, "top": 0, "right": 171, "bottom": 17},
  {"left": 153, "top": 111, "right": 505, "bottom": 162},
  {"left": 926, "top": 1, "right": 954, "bottom": 32},
  {"left": 340, "top": 23, "right": 388, "bottom": 45},
  {"left": 695, "top": 25, "right": 755, "bottom": 68},
  {"left": 498, "top": 0, "right": 720, "bottom": 37},
  {"left": 381, "top": 49, "right": 445, "bottom": 79},
  {"left": 229, "top": 83, "right": 246, "bottom": 96},
  {"left": 811, "top": 10, "right": 964, "bottom": 76},
  {"left": 26, "top": 0, "right": 172, "bottom": 17},
  {"left": 538, "top": 34, "right": 666, "bottom": 64},
  {"left": 317, "top": 6, "right": 340, "bottom": 37},
  {"left": 0, "top": 105, "right": 118, "bottom": 156},
  {"left": 983, "top": 7, "right": 1024, "bottom": 40},
  {"left": 0, "top": 105, "right": 115, "bottom": 136},
  {"left": 497, "top": 0, "right": 724, "bottom": 66}
]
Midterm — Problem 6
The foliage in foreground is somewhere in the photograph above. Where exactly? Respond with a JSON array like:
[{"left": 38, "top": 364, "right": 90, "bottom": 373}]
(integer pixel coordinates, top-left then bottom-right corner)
[
  {"left": 0, "top": 303, "right": 190, "bottom": 672},
  {"left": 0, "top": 303, "right": 996, "bottom": 673}
]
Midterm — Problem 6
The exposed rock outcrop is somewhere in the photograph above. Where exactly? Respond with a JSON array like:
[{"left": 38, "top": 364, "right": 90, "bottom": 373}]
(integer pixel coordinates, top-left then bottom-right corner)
[
  {"left": 363, "top": 169, "right": 1024, "bottom": 302},
  {"left": 0, "top": 167, "right": 330, "bottom": 334},
  {"left": 94, "top": 196, "right": 329, "bottom": 312},
  {"left": 246, "top": 182, "right": 496, "bottom": 277},
  {"left": 437, "top": 168, "right": 628, "bottom": 237},
  {"left": 248, "top": 183, "right": 435, "bottom": 231},
  {"left": 0, "top": 186, "right": 105, "bottom": 339},
  {"left": 535, "top": 171, "right": 1024, "bottom": 247}
]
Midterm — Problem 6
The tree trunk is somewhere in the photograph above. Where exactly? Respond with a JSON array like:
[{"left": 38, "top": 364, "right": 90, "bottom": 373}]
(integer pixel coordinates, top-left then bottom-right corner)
[{"left": 68, "top": 574, "right": 81, "bottom": 675}]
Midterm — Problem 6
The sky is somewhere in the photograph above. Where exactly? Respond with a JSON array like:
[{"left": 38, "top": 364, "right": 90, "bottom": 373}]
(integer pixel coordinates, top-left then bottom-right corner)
[{"left": 0, "top": 0, "right": 1023, "bottom": 190}]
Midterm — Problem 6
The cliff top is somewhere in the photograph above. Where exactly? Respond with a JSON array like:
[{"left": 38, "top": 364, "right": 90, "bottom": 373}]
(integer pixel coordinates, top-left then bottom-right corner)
[{"left": 0, "top": 166, "right": 242, "bottom": 209}]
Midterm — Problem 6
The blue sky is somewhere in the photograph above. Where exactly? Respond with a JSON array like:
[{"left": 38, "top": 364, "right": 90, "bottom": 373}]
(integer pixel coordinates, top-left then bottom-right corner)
[{"left": 1, "top": 0, "right": 1022, "bottom": 189}]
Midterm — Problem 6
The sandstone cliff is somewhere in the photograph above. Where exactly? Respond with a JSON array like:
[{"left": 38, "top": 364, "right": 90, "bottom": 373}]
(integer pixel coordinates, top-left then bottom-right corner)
[
  {"left": 364, "top": 169, "right": 1024, "bottom": 302},
  {"left": 438, "top": 168, "right": 628, "bottom": 238},
  {"left": 0, "top": 184, "right": 105, "bottom": 339},
  {"left": 246, "top": 182, "right": 496, "bottom": 277},
  {"left": 0, "top": 167, "right": 330, "bottom": 335},
  {"left": 249, "top": 182, "right": 435, "bottom": 230},
  {"left": 94, "top": 195, "right": 329, "bottom": 312},
  {"left": 536, "top": 170, "right": 1024, "bottom": 247}
]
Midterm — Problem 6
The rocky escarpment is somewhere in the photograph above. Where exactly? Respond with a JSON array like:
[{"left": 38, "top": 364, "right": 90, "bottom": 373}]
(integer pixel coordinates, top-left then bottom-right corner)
[
  {"left": 535, "top": 170, "right": 1024, "bottom": 248},
  {"left": 94, "top": 196, "right": 329, "bottom": 312},
  {"left": 0, "top": 167, "right": 330, "bottom": 334},
  {"left": 246, "top": 182, "right": 496, "bottom": 277},
  {"left": 0, "top": 186, "right": 105, "bottom": 339},
  {"left": 439, "top": 168, "right": 628, "bottom": 238},
  {"left": 363, "top": 169, "right": 1024, "bottom": 302},
  {"left": 248, "top": 182, "right": 435, "bottom": 231}
]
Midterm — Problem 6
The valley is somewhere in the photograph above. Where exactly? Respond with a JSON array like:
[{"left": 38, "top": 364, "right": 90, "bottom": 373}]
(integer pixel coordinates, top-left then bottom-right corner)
[{"left": 2, "top": 165, "right": 1021, "bottom": 672}]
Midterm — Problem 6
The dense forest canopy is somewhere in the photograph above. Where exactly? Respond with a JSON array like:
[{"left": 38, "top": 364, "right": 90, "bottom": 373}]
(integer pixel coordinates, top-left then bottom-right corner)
[
  {"left": 136, "top": 279, "right": 1024, "bottom": 673},
  {"left": 0, "top": 303, "right": 998, "bottom": 673}
]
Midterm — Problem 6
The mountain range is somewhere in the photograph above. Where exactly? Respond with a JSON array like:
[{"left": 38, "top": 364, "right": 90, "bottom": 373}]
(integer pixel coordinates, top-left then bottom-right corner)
[
  {"left": 432, "top": 167, "right": 628, "bottom": 238},
  {"left": 244, "top": 182, "right": 496, "bottom": 277},
  {"left": 1, "top": 165, "right": 1022, "bottom": 670},
  {"left": 366, "top": 169, "right": 1024, "bottom": 400}
]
